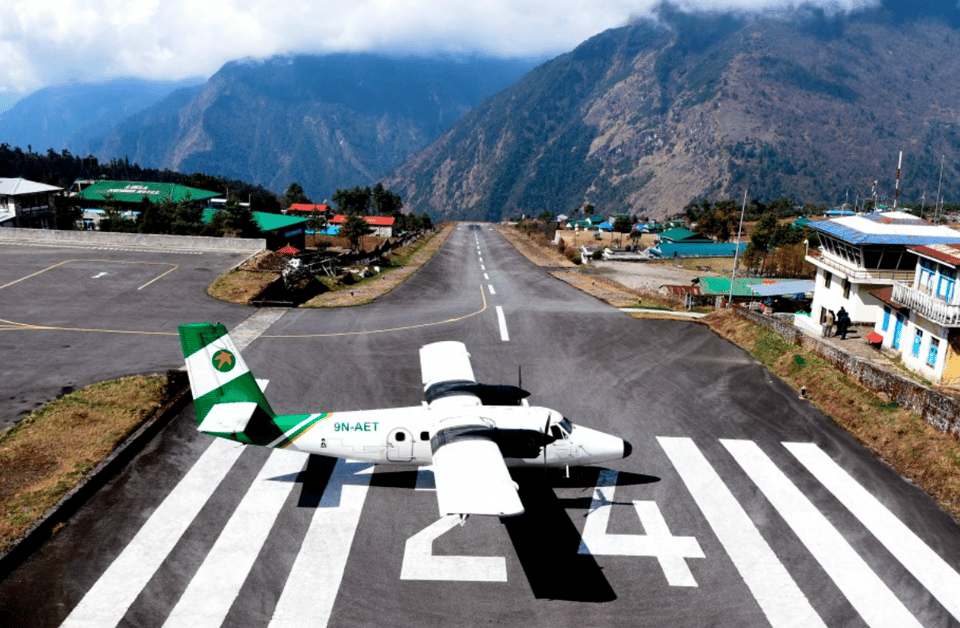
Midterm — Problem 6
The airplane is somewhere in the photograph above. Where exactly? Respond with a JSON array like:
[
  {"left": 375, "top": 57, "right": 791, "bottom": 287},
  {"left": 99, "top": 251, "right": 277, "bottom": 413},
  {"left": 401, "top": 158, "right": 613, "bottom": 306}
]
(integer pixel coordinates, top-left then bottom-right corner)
[{"left": 178, "top": 322, "right": 632, "bottom": 519}]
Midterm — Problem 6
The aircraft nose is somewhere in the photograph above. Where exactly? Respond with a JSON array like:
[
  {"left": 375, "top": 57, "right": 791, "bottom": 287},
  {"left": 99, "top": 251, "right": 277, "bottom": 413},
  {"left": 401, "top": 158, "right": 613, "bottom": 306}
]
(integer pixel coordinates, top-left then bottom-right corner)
[{"left": 622, "top": 440, "right": 633, "bottom": 459}]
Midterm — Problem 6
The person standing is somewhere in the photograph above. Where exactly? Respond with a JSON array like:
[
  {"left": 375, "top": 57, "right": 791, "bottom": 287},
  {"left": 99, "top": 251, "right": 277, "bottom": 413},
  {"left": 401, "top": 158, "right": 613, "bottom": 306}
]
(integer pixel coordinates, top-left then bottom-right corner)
[
  {"left": 823, "top": 309, "right": 835, "bottom": 337},
  {"left": 837, "top": 307, "right": 850, "bottom": 340}
]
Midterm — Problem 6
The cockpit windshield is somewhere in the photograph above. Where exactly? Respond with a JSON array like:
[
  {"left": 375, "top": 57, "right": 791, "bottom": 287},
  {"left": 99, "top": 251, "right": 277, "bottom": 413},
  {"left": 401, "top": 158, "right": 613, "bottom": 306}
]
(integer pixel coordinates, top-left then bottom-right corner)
[{"left": 559, "top": 417, "right": 573, "bottom": 434}]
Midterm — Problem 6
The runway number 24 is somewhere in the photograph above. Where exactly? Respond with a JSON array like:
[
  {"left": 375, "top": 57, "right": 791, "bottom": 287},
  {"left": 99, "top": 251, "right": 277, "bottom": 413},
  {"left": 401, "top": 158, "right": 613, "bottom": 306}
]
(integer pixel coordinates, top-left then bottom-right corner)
[{"left": 399, "top": 470, "right": 704, "bottom": 586}]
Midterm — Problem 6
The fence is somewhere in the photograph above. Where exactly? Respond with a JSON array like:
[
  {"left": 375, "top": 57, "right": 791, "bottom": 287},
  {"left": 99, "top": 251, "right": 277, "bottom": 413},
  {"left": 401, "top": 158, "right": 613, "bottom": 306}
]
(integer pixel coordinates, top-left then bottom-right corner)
[{"left": 735, "top": 307, "right": 960, "bottom": 436}]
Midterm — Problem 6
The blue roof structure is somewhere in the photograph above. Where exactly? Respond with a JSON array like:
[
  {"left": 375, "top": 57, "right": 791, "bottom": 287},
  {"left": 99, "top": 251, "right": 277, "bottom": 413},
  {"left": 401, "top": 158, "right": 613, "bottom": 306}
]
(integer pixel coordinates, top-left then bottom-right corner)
[{"left": 810, "top": 213, "right": 960, "bottom": 246}]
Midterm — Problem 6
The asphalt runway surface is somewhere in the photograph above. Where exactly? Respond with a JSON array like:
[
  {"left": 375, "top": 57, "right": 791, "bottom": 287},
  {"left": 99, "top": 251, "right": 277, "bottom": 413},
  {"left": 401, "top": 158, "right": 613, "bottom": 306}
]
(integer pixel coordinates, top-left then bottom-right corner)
[{"left": 1, "top": 225, "right": 959, "bottom": 627}]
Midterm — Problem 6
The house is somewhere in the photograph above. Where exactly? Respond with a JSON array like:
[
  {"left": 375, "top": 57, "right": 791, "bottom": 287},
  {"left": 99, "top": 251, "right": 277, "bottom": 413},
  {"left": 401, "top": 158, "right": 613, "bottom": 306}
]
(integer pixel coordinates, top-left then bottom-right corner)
[
  {"left": 650, "top": 241, "right": 747, "bottom": 258},
  {"left": 286, "top": 203, "right": 332, "bottom": 217},
  {"left": 566, "top": 216, "right": 607, "bottom": 231},
  {"left": 74, "top": 180, "right": 219, "bottom": 209},
  {"left": 657, "top": 227, "right": 712, "bottom": 244},
  {"left": 869, "top": 243, "right": 960, "bottom": 386},
  {"left": 329, "top": 215, "right": 395, "bottom": 238},
  {"left": 202, "top": 208, "right": 309, "bottom": 250},
  {"left": 802, "top": 211, "right": 960, "bottom": 335},
  {"left": 0, "top": 177, "right": 63, "bottom": 228}
]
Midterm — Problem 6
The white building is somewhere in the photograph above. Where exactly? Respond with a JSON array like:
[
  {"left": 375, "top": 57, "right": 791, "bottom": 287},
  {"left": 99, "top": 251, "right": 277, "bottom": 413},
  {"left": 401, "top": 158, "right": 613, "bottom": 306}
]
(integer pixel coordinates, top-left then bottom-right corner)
[
  {"left": 870, "top": 243, "right": 960, "bottom": 386},
  {"left": 0, "top": 177, "right": 63, "bottom": 228},
  {"left": 803, "top": 212, "right": 960, "bottom": 334}
]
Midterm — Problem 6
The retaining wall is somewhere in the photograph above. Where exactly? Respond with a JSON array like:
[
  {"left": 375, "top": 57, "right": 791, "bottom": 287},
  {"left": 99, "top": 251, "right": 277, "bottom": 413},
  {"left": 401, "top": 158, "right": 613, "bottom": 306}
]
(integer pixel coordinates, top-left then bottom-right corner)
[
  {"left": 736, "top": 308, "right": 960, "bottom": 436},
  {"left": 0, "top": 227, "right": 265, "bottom": 253}
]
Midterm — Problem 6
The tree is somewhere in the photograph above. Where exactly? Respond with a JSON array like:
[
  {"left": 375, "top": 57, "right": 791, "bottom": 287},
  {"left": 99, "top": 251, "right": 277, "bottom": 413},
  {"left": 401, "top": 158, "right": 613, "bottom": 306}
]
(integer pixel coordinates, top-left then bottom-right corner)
[
  {"left": 583, "top": 203, "right": 595, "bottom": 218},
  {"left": 284, "top": 182, "right": 310, "bottom": 208},
  {"left": 340, "top": 212, "right": 373, "bottom": 251},
  {"left": 221, "top": 199, "right": 261, "bottom": 238},
  {"left": 371, "top": 182, "right": 403, "bottom": 216},
  {"left": 307, "top": 208, "right": 327, "bottom": 234},
  {"left": 53, "top": 195, "right": 82, "bottom": 230},
  {"left": 333, "top": 186, "right": 372, "bottom": 215}
]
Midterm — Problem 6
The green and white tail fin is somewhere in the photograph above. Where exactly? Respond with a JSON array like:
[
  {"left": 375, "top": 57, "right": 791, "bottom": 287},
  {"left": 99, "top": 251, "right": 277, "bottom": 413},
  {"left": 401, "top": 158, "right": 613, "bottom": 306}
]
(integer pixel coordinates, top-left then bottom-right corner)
[
  {"left": 178, "top": 323, "right": 281, "bottom": 444},
  {"left": 179, "top": 323, "right": 329, "bottom": 448}
]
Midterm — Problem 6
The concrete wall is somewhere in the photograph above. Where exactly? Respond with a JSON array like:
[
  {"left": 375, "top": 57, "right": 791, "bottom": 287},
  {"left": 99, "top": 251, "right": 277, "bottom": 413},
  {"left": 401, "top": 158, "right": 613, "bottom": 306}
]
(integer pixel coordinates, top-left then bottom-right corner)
[
  {"left": 0, "top": 227, "right": 265, "bottom": 253},
  {"left": 736, "top": 307, "right": 960, "bottom": 436}
]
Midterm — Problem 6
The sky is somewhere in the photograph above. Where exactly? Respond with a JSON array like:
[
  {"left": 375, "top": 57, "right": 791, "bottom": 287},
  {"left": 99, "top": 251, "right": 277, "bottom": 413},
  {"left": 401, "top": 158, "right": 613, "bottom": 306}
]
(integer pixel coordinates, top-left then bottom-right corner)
[{"left": 0, "top": 0, "right": 881, "bottom": 109}]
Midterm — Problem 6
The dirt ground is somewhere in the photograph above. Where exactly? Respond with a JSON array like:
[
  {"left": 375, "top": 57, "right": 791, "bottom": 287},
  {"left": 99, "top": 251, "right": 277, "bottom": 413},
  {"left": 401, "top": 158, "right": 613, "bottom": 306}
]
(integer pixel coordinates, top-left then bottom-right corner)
[{"left": 588, "top": 260, "right": 707, "bottom": 292}]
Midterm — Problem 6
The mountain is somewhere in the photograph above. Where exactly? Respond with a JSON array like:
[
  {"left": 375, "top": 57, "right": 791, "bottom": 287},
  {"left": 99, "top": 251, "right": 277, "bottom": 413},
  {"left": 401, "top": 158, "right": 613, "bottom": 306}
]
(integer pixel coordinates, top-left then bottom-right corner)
[
  {"left": 387, "top": 2, "right": 960, "bottom": 221},
  {"left": 0, "top": 78, "right": 204, "bottom": 156},
  {"left": 93, "top": 54, "right": 536, "bottom": 203}
]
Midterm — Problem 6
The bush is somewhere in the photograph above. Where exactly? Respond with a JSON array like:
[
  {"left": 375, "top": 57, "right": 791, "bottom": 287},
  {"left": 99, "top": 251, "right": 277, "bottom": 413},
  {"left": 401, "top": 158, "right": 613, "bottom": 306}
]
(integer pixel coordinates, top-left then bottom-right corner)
[{"left": 564, "top": 247, "right": 582, "bottom": 264}]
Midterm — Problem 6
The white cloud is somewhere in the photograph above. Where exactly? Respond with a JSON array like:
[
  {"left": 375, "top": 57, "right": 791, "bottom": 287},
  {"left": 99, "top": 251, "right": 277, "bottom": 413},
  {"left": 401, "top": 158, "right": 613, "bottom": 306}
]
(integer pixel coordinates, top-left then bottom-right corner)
[{"left": 0, "top": 0, "right": 881, "bottom": 94}]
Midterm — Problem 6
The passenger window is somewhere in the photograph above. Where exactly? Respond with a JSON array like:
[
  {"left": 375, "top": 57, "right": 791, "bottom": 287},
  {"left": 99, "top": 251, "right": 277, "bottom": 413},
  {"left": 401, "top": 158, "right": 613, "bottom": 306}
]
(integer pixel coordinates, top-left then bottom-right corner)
[
  {"left": 420, "top": 431, "right": 430, "bottom": 441},
  {"left": 395, "top": 432, "right": 406, "bottom": 442}
]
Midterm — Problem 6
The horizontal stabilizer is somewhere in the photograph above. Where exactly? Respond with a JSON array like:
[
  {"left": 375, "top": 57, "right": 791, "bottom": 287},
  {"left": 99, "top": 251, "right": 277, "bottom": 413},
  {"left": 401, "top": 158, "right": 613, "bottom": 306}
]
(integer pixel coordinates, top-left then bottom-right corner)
[{"left": 197, "top": 401, "right": 257, "bottom": 435}]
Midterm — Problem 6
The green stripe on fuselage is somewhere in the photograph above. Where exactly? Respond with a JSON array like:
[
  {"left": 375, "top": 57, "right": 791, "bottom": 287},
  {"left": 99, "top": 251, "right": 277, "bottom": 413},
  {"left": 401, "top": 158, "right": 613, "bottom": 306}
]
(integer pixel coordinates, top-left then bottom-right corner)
[{"left": 274, "top": 413, "right": 331, "bottom": 449}]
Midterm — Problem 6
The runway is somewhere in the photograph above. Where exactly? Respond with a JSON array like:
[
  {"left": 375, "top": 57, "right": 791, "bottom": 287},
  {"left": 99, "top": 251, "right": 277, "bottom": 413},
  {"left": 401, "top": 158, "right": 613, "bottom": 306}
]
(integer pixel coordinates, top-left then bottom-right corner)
[{"left": 0, "top": 225, "right": 958, "bottom": 627}]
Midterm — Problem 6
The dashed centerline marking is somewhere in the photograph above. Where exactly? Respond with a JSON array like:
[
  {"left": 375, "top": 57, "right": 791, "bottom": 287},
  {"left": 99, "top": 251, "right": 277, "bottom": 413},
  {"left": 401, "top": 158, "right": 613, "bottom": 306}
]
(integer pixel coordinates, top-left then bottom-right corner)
[
  {"left": 495, "top": 306, "right": 509, "bottom": 341},
  {"left": 488, "top": 284, "right": 496, "bottom": 295}
]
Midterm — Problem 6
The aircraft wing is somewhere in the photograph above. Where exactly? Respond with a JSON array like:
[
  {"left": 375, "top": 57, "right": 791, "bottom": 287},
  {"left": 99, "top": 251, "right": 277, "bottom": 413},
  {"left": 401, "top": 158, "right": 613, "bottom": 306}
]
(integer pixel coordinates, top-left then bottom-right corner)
[
  {"left": 430, "top": 416, "right": 524, "bottom": 517},
  {"left": 420, "top": 341, "right": 482, "bottom": 409}
]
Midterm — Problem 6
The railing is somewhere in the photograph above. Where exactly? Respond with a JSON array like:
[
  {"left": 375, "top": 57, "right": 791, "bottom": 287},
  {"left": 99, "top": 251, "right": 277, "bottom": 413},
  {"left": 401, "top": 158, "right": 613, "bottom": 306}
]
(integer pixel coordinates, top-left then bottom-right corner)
[
  {"left": 805, "top": 251, "right": 914, "bottom": 283},
  {"left": 892, "top": 282, "right": 960, "bottom": 326}
]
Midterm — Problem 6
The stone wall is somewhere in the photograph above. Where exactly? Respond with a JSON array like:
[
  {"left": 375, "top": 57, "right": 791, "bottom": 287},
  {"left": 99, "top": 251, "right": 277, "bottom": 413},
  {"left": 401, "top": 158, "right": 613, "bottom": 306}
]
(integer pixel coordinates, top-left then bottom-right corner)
[
  {"left": 737, "top": 307, "right": 960, "bottom": 436},
  {"left": 0, "top": 227, "right": 265, "bottom": 253}
]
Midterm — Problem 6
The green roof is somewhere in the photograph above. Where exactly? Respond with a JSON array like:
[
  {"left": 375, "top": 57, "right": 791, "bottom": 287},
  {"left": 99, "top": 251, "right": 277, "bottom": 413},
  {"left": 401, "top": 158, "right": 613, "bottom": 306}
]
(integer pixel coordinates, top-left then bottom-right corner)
[
  {"left": 660, "top": 227, "right": 712, "bottom": 243},
  {"left": 77, "top": 180, "right": 219, "bottom": 204},
  {"left": 698, "top": 277, "right": 800, "bottom": 297},
  {"left": 202, "top": 208, "right": 308, "bottom": 232}
]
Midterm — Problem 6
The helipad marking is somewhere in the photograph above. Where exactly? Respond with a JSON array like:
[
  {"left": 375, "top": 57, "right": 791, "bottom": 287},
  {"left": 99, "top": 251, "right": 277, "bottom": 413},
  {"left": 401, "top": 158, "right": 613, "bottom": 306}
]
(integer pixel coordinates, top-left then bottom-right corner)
[{"left": 722, "top": 439, "right": 921, "bottom": 628}]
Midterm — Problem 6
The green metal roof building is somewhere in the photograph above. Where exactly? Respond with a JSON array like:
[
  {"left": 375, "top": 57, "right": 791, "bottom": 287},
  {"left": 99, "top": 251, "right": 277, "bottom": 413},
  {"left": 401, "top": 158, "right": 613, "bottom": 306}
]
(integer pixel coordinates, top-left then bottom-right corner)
[
  {"left": 698, "top": 277, "right": 804, "bottom": 298},
  {"left": 202, "top": 208, "right": 309, "bottom": 250},
  {"left": 76, "top": 180, "right": 220, "bottom": 204}
]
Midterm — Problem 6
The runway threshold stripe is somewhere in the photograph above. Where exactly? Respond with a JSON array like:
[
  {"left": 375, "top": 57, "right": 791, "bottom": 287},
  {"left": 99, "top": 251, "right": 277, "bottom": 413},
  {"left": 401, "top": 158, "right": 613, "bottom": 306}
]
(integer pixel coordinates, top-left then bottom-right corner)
[
  {"left": 495, "top": 306, "right": 509, "bottom": 341},
  {"left": 59, "top": 439, "right": 245, "bottom": 628},
  {"left": 722, "top": 440, "right": 922, "bottom": 628},
  {"left": 785, "top": 442, "right": 960, "bottom": 622},
  {"left": 269, "top": 459, "right": 373, "bottom": 628},
  {"left": 162, "top": 450, "right": 309, "bottom": 628},
  {"left": 657, "top": 437, "right": 826, "bottom": 628}
]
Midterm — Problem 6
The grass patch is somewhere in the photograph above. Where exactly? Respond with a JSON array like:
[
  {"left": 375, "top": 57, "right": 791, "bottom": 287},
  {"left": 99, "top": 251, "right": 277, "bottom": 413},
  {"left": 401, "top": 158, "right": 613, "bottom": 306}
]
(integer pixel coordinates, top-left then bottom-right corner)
[
  {"left": 0, "top": 375, "right": 168, "bottom": 553},
  {"left": 705, "top": 309, "right": 960, "bottom": 519},
  {"left": 207, "top": 270, "right": 279, "bottom": 305}
]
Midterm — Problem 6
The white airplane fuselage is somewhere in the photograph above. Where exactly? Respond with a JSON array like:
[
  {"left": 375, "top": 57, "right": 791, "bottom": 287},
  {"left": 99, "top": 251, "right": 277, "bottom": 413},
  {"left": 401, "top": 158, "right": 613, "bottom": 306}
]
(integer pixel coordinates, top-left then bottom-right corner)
[{"left": 280, "top": 405, "right": 629, "bottom": 468}]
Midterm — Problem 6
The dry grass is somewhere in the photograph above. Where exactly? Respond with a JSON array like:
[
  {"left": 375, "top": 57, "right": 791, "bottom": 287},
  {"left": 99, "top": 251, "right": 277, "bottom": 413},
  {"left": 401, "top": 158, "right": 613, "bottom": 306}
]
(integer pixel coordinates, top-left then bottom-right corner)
[
  {"left": 706, "top": 309, "right": 960, "bottom": 518},
  {"left": 301, "top": 225, "right": 454, "bottom": 307},
  {"left": 0, "top": 375, "right": 167, "bottom": 552},
  {"left": 207, "top": 271, "right": 279, "bottom": 305},
  {"left": 494, "top": 224, "right": 577, "bottom": 267}
]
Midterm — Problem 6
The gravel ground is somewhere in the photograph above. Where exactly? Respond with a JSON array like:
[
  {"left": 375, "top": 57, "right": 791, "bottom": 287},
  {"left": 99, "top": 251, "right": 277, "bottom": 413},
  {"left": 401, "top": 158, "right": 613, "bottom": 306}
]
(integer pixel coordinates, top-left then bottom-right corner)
[{"left": 588, "top": 260, "right": 706, "bottom": 291}]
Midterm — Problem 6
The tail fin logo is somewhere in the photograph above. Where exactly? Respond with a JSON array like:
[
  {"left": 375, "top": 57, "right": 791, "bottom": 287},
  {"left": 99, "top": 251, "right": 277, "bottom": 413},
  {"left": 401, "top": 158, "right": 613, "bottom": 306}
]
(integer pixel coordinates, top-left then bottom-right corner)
[{"left": 212, "top": 349, "right": 236, "bottom": 372}]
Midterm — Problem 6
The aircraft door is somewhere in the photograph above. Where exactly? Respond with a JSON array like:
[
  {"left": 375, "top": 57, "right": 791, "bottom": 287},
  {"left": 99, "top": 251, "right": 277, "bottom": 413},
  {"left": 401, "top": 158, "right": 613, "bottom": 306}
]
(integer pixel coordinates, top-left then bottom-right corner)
[{"left": 387, "top": 428, "right": 415, "bottom": 462}]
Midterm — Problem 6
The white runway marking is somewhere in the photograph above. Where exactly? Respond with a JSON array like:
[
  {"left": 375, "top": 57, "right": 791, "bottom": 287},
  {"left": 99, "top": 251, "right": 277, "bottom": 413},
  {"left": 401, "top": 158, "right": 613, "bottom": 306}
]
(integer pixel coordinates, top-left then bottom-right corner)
[
  {"left": 60, "top": 439, "right": 246, "bottom": 628},
  {"left": 722, "top": 439, "right": 922, "bottom": 628},
  {"left": 658, "top": 437, "right": 826, "bottom": 628},
  {"left": 400, "top": 516, "right": 507, "bottom": 582},
  {"left": 162, "top": 450, "right": 308, "bottom": 628},
  {"left": 481, "top": 264, "right": 486, "bottom": 271},
  {"left": 91, "top": 272, "right": 107, "bottom": 279},
  {"left": 483, "top": 273, "right": 489, "bottom": 280},
  {"left": 495, "top": 306, "right": 509, "bottom": 341},
  {"left": 488, "top": 284, "right": 496, "bottom": 295},
  {"left": 579, "top": 470, "right": 703, "bottom": 587},
  {"left": 785, "top": 442, "right": 960, "bottom": 623},
  {"left": 269, "top": 459, "right": 373, "bottom": 628}
]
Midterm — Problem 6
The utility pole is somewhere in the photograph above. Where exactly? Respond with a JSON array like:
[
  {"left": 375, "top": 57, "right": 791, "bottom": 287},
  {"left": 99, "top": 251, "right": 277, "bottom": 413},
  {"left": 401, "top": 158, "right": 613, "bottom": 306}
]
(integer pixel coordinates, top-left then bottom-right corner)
[{"left": 728, "top": 188, "right": 749, "bottom": 306}]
